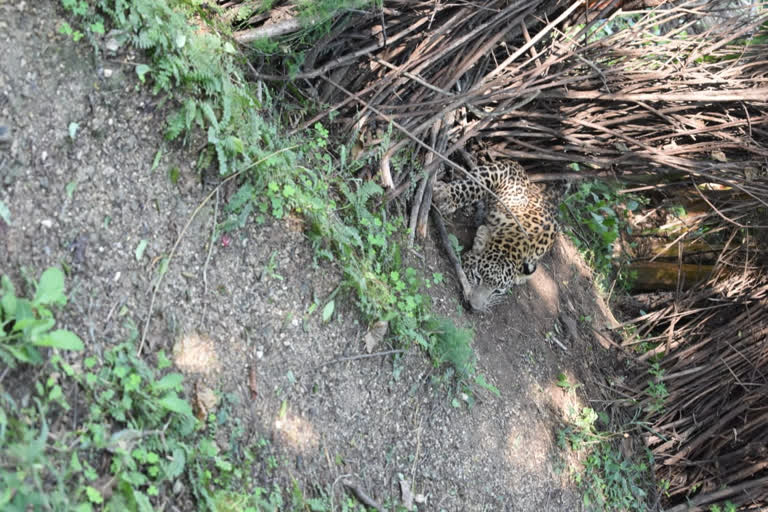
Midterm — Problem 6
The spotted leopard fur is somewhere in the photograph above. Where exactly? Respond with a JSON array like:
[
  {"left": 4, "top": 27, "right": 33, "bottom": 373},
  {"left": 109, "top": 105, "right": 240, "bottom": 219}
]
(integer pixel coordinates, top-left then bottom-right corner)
[{"left": 433, "top": 162, "right": 559, "bottom": 312}]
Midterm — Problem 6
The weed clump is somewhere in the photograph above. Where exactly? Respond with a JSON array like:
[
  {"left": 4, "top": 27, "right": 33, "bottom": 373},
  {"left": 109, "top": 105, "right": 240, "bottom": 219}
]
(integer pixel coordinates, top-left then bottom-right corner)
[
  {"left": 558, "top": 406, "right": 653, "bottom": 511},
  {"left": 425, "top": 316, "right": 475, "bottom": 378},
  {"left": 560, "top": 179, "right": 643, "bottom": 291}
]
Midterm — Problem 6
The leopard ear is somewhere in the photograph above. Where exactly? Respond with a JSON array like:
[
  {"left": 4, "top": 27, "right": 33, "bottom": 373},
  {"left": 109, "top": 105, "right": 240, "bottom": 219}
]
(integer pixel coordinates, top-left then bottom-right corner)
[{"left": 522, "top": 262, "right": 537, "bottom": 275}]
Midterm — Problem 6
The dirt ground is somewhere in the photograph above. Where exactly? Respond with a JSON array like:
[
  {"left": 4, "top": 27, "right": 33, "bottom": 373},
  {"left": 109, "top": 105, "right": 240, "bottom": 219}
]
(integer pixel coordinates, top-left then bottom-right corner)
[{"left": 0, "top": 2, "right": 627, "bottom": 510}]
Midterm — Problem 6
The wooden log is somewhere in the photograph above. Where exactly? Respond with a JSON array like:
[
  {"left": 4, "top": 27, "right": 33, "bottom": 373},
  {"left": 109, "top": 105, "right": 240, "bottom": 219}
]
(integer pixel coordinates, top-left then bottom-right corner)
[
  {"left": 642, "top": 239, "right": 758, "bottom": 261},
  {"left": 628, "top": 262, "right": 720, "bottom": 292}
]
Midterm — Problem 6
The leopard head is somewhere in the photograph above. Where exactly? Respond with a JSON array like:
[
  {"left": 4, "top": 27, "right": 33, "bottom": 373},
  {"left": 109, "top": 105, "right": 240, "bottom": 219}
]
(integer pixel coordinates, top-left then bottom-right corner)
[
  {"left": 463, "top": 223, "right": 554, "bottom": 312},
  {"left": 464, "top": 248, "right": 538, "bottom": 312}
]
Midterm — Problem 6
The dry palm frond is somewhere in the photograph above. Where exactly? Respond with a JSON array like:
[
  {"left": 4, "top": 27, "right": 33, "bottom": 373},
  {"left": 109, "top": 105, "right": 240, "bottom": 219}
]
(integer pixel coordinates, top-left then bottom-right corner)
[{"left": 234, "top": 0, "right": 768, "bottom": 244}]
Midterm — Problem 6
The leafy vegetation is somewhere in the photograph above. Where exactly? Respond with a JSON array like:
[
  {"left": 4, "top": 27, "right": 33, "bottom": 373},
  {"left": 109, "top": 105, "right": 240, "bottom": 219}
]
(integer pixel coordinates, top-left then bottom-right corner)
[
  {"left": 710, "top": 502, "right": 738, "bottom": 512},
  {"left": 560, "top": 179, "right": 643, "bottom": 290},
  {"left": 644, "top": 361, "right": 668, "bottom": 415},
  {"left": 58, "top": 0, "right": 478, "bottom": 382},
  {"left": 0, "top": 267, "right": 377, "bottom": 510},
  {"left": 246, "top": 0, "right": 376, "bottom": 74},
  {"left": 24, "top": 0, "right": 489, "bottom": 508},
  {"left": 1, "top": 267, "right": 84, "bottom": 368},
  {"left": 558, "top": 407, "right": 653, "bottom": 511}
]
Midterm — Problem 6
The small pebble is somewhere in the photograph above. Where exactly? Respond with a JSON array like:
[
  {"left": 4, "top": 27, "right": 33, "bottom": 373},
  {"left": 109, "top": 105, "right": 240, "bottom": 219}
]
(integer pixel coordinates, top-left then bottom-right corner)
[
  {"left": 105, "top": 38, "right": 120, "bottom": 52},
  {"left": 0, "top": 124, "right": 11, "bottom": 146}
]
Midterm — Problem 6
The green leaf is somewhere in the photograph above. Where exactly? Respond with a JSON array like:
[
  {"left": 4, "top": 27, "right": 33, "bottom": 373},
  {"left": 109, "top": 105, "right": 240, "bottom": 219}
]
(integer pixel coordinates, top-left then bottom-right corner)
[
  {"left": 85, "top": 486, "right": 103, "bottom": 504},
  {"left": 135, "top": 64, "right": 151, "bottom": 83},
  {"left": 165, "top": 446, "right": 186, "bottom": 478},
  {"left": 66, "top": 181, "right": 77, "bottom": 198},
  {"left": 34, "top": 267, "right": 66, "bottom": 306},
  {"left": 151, "top": 148, "right": 163, "bottom": 171},
  {"left": 134, "top": 490, "right": 153, "bottom": 512},
  {"left": 70, "top": 452, "right": 83, "bottom": 472},
  {"left": 36, "top": 330, "right": 84, "bottom": 351},
  {"left": 0, "top": 199, "right": 10, "bottom": 225},
  {"left": 198, "top": 438, "right": 218, "bottom": 457},
  {"left": 6, "top": 343, "right": 43, "bottom": 364},
  {"left": 89, "top": 21, "right": 105, "bottom": 35},
  {"left": 11, "top": 300, "right": 36, "bottom": 331},
  {"left": 25, "top": 317, "right": 55, "bottom": 341},
  {"left": 322, "top": 300, "right": 334, "bottom": 323},
  {"left": 59, "top": 21, "right": 73, "bottom": 35},
  {"left": 157, "top": 350, "right": 172, "bottom": 369},
  {"left": 0, "top": 278, "right": 16, "bottom": 317},
  {"left": 225, "top": 135, "right": 244, "bottom": 154},
  {"left": 200, "top": 102, "right": 218, "bottom": 130},
  {"left": 153, "top": 372, "right": 184, "bottom": 391},
  {"left": 159, "top": 393, "right": 194, "bottom": 417},
  {"left": 135, "top": 239, "right": 148, "bottom": 262}
]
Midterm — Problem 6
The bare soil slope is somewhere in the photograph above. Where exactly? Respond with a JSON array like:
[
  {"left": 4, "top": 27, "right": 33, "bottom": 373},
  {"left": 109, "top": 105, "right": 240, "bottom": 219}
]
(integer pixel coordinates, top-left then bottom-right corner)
[{"left": 0, "top": 3, "right": 624, "bottom": 510}]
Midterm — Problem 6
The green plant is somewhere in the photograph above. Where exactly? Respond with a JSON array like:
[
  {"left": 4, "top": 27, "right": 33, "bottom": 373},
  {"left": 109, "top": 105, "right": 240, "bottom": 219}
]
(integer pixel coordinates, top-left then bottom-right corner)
[
  {"left": 560, "top": 179, "right": 642, "bottom": 290},
  {"left": 658, "top": 478, "right": 670, "bottom": 497},
  {"left": 0, "top": 265, "right": 296, "bottom": 510},
  {"left": 0, "top": 199, "right": 10, "bottom": 225},
  {"left": 0, "top": 267, "right": 84, "bottom": 367},
  {"left": 248, "top": 0, "right": 376, "bottom": 76},
  {"left": 1, "top": 318, "right": 310, "bottom": 511},
  {"left": 709, "top": 501, "right": 738, "bottom": 512},
  {"left": 0, "top": 338, "right": 199, "bottom": 510},
  {"left": 59, "top": 0, "right": 105, "bottom": 41},
  {"left": 61, "top": 0, "right": 479, "bottom": 390},
  {"left": 645, "top": 361, "right": 669, "bottom": 414},
  {"left": 0, "top": 266, "right": 199, "bottom": 510},
  {"left": 59, "top": 20, "right": 85, "bottom": 41},
  {"left": 558, "top": 407, "right": 652, "bottom": 511},
  {"left": 425, "top": 316, "right": 499, "bottom": 405},
  {"left": 47, "top": 0, "right": 486, "bottom": 508},
  {"left": 556, "top": 372, "right": 582, "bottom": 393},
  {"left": 262, "top": 251, "right": 285, "bottom": 281},
  {"left": 425, "top": 316, "right": 474, "bottom": 376}
]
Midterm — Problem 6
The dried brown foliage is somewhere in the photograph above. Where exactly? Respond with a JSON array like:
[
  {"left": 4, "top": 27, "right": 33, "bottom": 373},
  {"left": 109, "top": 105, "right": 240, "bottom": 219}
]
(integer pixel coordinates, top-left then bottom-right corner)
[
  {"left": 236, "top": 0, "right": 768, "bottom": 246},
  {"left": 622, "top": 261, "right": 768, "bottom": 511}
]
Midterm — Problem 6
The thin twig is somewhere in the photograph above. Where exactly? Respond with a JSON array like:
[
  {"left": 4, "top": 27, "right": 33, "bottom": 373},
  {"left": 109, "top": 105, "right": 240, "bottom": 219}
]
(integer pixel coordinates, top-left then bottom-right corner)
[
  {"left": 342, "top": 478, "right": 384, "bottom": 512},
  {"left": 430, "top": 208, "right": 473, "bottom": 303},
  {"left": 137, "top": 147, "right": 297, "bottom": 356},
  {"left": 200, "top": 188, "right": 219, "bottom": 329},
  {"left": 313, "top": 349, "right": 406, "bottom": 371}
]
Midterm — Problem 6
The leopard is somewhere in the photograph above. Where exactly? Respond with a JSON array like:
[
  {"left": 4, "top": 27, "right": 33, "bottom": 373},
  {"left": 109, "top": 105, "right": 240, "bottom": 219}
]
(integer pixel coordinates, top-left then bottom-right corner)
[{"left": 433, "top": 161, "right": 560, "bottom": 312}]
